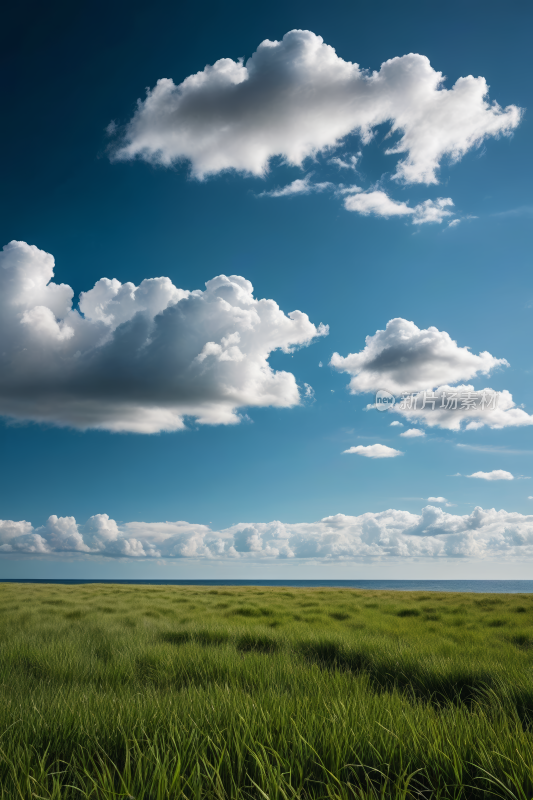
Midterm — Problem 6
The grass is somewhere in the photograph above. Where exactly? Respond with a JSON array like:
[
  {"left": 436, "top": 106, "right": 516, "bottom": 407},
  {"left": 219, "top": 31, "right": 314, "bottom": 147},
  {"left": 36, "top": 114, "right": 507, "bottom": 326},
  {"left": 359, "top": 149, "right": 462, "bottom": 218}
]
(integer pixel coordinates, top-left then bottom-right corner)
[{"left": 2, "top": 585, "right": 533, "bottom": 798}]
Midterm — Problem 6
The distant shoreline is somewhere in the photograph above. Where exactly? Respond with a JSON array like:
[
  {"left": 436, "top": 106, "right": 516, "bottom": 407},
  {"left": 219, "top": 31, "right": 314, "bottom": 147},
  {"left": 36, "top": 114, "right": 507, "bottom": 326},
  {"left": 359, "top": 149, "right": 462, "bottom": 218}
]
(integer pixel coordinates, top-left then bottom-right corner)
[{"left": 2, "top": 578, "right": 533, "bottom": 593}]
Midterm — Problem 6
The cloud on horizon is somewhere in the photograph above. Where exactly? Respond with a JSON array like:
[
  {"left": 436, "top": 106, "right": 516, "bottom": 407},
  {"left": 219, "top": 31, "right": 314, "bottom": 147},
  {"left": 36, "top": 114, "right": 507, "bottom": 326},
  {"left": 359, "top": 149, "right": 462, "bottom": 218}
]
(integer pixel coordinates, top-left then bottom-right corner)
[
  {"left": 4, "top": 506, "right": 533, "bottom": 561},
  {"left": 112, "top": 30, "right": 521, "bottom": 186},
  {"left": 0, "top": 241, "right": 327, "bottom": 433}
]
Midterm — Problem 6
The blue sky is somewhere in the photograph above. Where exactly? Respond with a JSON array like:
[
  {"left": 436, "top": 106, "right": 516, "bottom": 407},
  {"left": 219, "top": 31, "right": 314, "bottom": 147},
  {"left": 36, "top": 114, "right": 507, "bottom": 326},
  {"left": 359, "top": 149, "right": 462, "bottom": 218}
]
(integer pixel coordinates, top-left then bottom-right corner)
[{"left": 1, "top": 0, "right": 532, "bottom": 578}]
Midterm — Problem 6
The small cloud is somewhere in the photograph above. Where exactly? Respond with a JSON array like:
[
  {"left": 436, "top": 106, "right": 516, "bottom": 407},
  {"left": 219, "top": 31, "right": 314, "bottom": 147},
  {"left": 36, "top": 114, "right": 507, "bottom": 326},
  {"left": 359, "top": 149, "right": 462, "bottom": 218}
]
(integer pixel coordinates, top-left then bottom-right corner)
[
  {"left": 329, "top": 154, "right": 360, "bottom": 171},
  {"left": 303, "top": 383, "right": 315, "bottom": 401},
  {"left": 259, "top": 174, "right": 333, "bottom": 198},
  {"left": 337, "top": 184, "right": 364, "bottom": 195},
  {"left": 318, "top": 361, "right": 323, "bottom": 367},
  {"left": 447, "top": 219, "right": 460, "bottom": 228},
  {"left": 343, "top": 444, "right": 403, "bottom": 459},
  {"left": 106, "top": 120, "right": 117, "bottom": 135},
  {"left": 493, "top": 206, "right": 533, "bottom": 218},
  {"left": 342, "top": 190, "right": 454, "bottom": 225},
  {"left": 468, "top": 470, "right": 514, "bottom": 481},
  {"left": 400, "top": 428, "right": 425, "bottom": 438},
  {"left": 390, "top": 421, "right": 403, "bottom": 427},
  {"left": 451, "top": 473, "right": 462, "bottom": 477},
  {"left": 428, "top": 497, "right": 447, "bottom": 504},
  {"left": 528, "top": 496, "right": 533, "bottom": 500}
]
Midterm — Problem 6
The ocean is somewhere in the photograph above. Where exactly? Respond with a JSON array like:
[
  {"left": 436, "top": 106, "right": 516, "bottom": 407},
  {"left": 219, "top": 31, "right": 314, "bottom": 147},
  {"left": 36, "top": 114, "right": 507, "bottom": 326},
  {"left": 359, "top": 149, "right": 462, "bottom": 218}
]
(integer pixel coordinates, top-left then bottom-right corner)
[{"left": 1, "top": 579, "right": 533, "bottom": 593}]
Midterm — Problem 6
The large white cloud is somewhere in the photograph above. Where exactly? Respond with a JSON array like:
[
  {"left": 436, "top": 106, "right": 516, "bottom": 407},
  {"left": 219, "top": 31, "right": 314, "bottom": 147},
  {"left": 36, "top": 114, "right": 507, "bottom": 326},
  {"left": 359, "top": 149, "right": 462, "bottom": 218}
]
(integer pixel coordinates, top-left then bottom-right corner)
[
  {"left": 0, "top": 241, "right": 327, "bottom": 433},
  {"left": 4, "top": 506, "right": 533, "bottom": 561},
  {"left": 113, "top": 30, "right": 521, "bottom": 185},
  {"left": 331, "top": 318, "right": 508, "bottom": 395}
]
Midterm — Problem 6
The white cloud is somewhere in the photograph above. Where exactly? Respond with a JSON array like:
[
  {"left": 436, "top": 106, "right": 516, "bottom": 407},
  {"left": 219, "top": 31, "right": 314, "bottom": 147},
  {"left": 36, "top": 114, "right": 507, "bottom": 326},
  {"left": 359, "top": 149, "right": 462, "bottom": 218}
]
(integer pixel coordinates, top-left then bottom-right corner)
[
  {"left": 390, "top": 420, "right": 403, "bottom": 427},
  {"left": 529, "top": 496, "right": 533, "bottom": 500},
  {"left": 113, "top": 30, "right": 521, "bottom": 185},
  {"left": 400, "top": 428, "right": 425, "bottom": 438},
  {"left": 259, "top": 174, "right": 333, "bottom": 197},
  {"left": 331, "top": 318, "right": 508, "bottom": 395},
  {"left": 0, "top": 241, "right": 327, "bottom": 433},
  {"left": 5, "top": 506, "right": 533, "bottom": 561},
  {"left": 329, "top": 154, "right": 360, "bottom": 170},
  {"left": 393, "top": 385, "right": 533, "bottom": 431},
  {"left": 343, "top": 191, "right": 454, "bottom": 224},
  {"left": 468, "top": 470, "right": 514, "bottom": 481},
  {"left": 343, "top": 444, "right": 403, "bottom": 458},
  {"left": 448, "top": 219, "right": 461, "bottom": 228},
  {"left": 428, "top": 497, "right": 447, "bottom": 504}
]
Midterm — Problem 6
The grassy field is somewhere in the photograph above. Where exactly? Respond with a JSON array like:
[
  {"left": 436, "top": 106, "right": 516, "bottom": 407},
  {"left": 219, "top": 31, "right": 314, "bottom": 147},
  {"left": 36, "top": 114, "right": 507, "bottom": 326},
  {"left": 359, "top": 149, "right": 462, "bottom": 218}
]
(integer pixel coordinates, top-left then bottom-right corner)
[{"left": 2, "top": 584, "right": 533, "bottom": 799}]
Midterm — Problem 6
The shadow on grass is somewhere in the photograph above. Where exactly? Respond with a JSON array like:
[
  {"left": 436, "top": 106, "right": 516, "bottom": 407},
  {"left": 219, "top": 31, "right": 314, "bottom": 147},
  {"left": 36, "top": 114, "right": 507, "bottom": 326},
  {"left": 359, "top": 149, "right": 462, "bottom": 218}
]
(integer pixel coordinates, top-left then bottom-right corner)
[{"left": 295, "top": 637, "right": 533, "bottom": 723}]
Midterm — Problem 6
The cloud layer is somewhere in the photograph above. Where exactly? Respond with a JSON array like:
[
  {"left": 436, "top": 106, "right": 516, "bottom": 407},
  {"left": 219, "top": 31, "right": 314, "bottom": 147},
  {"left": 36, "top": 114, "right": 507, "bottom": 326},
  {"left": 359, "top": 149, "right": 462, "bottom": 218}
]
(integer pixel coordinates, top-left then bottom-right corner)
[
  {"left": 4, "top": 506, "right": 533, "bottom": 561},
  {"left": 0, "top": 241, "right": 327, "bottom": 433},
  {"left": 331, "top": 318, "right": 507, "bottom": 394},
  {"left": 113, "top": 31, "right": 521, "bottom": 185}
]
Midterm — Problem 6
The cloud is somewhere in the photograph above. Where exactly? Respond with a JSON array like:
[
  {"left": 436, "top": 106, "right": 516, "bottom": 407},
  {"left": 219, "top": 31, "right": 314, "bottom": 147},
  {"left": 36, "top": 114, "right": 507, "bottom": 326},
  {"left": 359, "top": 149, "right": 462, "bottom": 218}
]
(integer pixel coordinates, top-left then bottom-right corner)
[
  {"left": 390, "top": 420, "right": 403, "bottom": 427},
  {"left": 400, "top": 428, "right": 425, "bottom": 438},
  {"left": 343, "top": 444, "right": 403, "bottom": 458},
  {"left": 0, "top": 241, "right": 327, "bottom": 433},
  {"left": 331, "top": 318, "right": 507, "bottom": 395},
  {"left": 468, "top": 470, "right": 514, "bottom": 481},
  {"left": 329, "top": 154, "right": 360, "bottom": 170},
  {"left": 343, "top": 191, "right": 454, "bottom": 224},
  {"left": 448, "top": 219, "right": 461, "bottom": 228},
  {"left": 113, "top": 30, "right": 521, "bottom": 185},
  {"left": 258, "top": 174, "right": 333, "bottom": 197},
  {"left": 392, "top": 385, "right": 533, "bottom": 431},
  {"left": 427, "top": 496, "right": 454, "bottom": 507},
  {"left": 5, "top": 506, "right": 533, "bottom": 561},
  {"left": 456, "top": 444, "right": 533, "bottom": 455}
]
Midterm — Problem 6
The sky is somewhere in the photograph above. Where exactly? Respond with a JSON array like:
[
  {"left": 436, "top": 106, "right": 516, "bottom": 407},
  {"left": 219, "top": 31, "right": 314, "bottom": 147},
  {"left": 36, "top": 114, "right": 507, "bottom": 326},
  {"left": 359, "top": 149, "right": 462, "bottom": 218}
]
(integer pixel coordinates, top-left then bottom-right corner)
[{"left": 1, "top": 0, "right": 532, "bottom": 579}]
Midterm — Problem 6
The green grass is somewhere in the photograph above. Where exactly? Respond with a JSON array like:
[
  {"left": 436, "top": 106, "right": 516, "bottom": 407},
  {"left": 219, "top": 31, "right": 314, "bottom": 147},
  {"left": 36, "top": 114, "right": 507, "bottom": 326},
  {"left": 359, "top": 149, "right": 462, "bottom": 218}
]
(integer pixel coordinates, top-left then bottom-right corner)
[{"left": 2, "top": 585, "right": 533, "bottom": 798}]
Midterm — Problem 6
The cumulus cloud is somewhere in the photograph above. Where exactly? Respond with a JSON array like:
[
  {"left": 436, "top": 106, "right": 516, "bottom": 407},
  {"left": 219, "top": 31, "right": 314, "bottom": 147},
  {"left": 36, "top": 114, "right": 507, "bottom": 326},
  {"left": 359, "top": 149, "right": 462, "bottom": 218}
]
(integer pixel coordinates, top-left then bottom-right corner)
[
  {"left": 343, "top": 444, "right": 403, "bottom": 458},
  {"left": 400, "top": 428, "right": 425, "bottom": 438},
  {"left": 113, "top": 30, "right": 521, "bottom": 185},
  {"left": 331, "top": 318, "right": 508, "bottom": 395},
  {"left": 392, "top": 385, "right": 533, "bottom": 431},
  {"left": 428, "top": 497, "right": 447, "bottom": 504},
  {"left": 5, "top": 506, "right": 533, "bottom": 561},
  {"left": 343, "top": 191, "right": 454, "bottom": 224},
  {"left": 0, "top": 241, "right": 327, "bottom": 433},
  {"left": 390, "top": 420, "right": 403, "bottom": 427},
  {"left": 258, "top": 174, "right": 333, "bottom": 197},
  {"left": 468, "top": 470, "right": 514, "bottom": 481}
]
